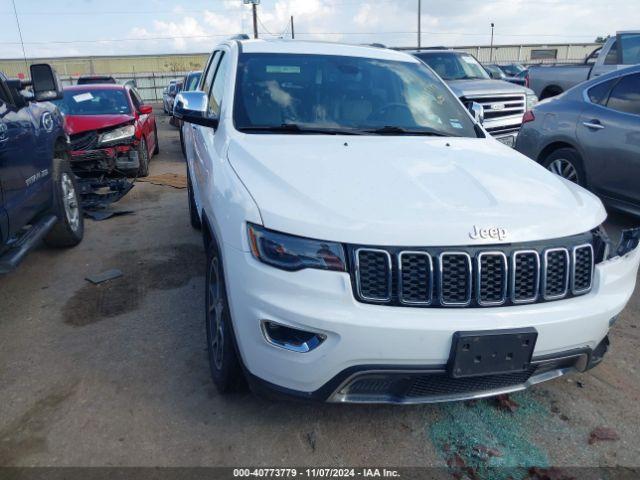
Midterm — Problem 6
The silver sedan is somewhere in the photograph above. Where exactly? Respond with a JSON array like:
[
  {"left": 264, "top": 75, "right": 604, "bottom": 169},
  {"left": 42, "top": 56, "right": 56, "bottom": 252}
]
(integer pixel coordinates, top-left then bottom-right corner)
[{"left": 516, "top": 65, "right": 640, "bottom": 217}]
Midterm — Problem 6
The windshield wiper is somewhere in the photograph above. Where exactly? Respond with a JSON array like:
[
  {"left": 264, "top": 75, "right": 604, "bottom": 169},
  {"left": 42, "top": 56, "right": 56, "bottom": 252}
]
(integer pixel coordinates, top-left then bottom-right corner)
[
  {"left": 363, "top": 125, "right": 453, "bottom": 137},
  {"left": 237, "top": 124, "right": 366, "bottom": 135}
]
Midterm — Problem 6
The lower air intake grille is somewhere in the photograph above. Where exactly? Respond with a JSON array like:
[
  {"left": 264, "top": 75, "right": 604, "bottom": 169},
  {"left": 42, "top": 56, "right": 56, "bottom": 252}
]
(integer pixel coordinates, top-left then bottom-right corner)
[{"left": 406, "top": 368, "right": 536, "bottom": 398}]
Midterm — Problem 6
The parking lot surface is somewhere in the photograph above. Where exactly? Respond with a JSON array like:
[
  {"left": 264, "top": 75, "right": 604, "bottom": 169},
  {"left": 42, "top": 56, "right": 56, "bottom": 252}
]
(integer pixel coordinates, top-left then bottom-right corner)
[{"left": 1, "top": 109, "right": 639, "bottom": 471}]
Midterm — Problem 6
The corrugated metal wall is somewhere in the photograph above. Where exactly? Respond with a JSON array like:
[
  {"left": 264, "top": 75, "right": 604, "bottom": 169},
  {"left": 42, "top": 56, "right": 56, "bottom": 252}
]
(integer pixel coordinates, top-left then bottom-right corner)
[
  {"left": 0, "top": 53, "right": 209, "bottom": 79},
  {"left": 449, "top": 43, "right": 599, "bottom": 64}
]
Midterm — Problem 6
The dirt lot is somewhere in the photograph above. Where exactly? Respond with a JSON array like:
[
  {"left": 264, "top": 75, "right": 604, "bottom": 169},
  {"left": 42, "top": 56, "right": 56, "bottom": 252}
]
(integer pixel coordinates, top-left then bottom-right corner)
[{"left": 1, "top": 109, "right": 639, "bottom": 474}]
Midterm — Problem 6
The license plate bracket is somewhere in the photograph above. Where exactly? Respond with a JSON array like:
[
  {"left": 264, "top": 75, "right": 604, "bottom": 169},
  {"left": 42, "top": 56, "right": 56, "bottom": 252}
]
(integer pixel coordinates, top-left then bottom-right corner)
[
  {"left": 448, "top": 328, "right": 538, "bottom": 378},
  {"left": 497, "top": 135, "right": 516, "bottom": 147}
]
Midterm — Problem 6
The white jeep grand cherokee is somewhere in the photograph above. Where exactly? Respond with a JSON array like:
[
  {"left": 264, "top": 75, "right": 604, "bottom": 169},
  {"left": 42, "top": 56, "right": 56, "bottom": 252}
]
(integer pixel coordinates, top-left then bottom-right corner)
[{"left": 175, "top": 39, "right": 640, "bottom": 404}]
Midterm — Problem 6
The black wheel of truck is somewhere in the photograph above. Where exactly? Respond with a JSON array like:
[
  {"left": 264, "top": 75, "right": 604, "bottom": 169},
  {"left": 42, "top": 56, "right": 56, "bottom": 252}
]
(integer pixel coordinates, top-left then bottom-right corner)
[
  {"left": 205, "top": 240, "right": 243, "bottom": 393},
  {"left": 44, "top": 157, "right": 84, "bottom": 248},
  {"left": 542, "top": 147, "right": 586, "bottom": 187},
  {"left": 187, "top": 172, "right": 201, "bottom": 230},
  {"left": 137, "top": 137, "right": 150, "bottom": 178},
  {"left": 153, "top": 124, "right": 160, "bottom": 155}
]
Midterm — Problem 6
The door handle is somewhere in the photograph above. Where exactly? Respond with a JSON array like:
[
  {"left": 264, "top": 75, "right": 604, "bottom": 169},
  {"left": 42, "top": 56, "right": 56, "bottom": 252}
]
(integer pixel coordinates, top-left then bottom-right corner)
[{"left": 582, "top": 120, "right": 604, "bottom": 130}]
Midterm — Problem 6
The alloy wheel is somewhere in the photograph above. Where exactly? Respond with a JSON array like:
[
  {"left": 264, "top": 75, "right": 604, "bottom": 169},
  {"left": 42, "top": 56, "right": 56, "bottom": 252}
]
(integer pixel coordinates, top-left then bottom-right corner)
[
  {"left": 61, "top": 172, "right": 80, "bottom": 231},
  {"left": 548, "top": 158, "right": 578, "bottom": 183}
]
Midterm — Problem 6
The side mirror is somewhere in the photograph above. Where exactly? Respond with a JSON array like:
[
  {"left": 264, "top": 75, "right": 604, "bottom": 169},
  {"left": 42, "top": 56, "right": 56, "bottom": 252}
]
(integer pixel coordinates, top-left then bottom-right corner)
[
  {"left": 173, "top": 91, "right": 219, "bottom": 128},
  {"left": 139, "top": 104, "right": 153, "bottom": 115},
  {"left": 488, "top": 69, "right": 504, "bottom": 80},
  {"left": 469, "top": 102, "right": 484, "bottom": 124},
  {"left": 30, "top": 64, "right": 63, "bottom": 102}
]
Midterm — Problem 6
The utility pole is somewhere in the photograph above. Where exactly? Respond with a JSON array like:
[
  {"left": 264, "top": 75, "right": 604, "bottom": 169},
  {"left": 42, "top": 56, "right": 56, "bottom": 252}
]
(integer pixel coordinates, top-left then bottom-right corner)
[
  {"left": 290, "top": 16, "right": 295, "bottom": 39},
  {"left": 490, "top": 22, "right": 495, "bottom": 62},
  {"left": 244, "top": 0, "right": 260, "bottom": 39},
  {"left": 417, "top": 0, "right": 421, "bottom": 50}
]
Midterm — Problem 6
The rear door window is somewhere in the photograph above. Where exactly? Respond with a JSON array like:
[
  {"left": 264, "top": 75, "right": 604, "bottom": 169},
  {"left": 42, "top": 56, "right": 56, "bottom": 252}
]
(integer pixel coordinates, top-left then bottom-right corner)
[
  {"left": 587, "top": 78, "right": 616, "bottom": 105},
  {"left": 606, "top": 73, "right": 640, "bottom": 115}
]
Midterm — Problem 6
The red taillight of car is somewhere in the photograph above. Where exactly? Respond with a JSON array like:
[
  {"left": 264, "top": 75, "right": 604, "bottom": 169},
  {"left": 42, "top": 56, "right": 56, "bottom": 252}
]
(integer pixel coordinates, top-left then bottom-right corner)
[
  {"left": 524, "top": 73, "right": 530, "bottom": 88},
  {"left": 522, "top": 110, "right": 535, "bottom": 124}
]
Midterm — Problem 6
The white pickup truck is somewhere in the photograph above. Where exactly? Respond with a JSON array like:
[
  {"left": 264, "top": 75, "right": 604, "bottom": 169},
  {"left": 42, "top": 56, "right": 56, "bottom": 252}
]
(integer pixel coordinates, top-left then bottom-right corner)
[{"left": 528, "top": 31, "right": 640, "bottom": 99}]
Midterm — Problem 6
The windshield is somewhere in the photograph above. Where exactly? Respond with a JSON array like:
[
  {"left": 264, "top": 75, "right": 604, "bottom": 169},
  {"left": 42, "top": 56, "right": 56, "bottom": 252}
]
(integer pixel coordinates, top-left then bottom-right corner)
[
  {"left": 414, "top": 52, "right": 490, "bottom": 81},
  {"left": 501, "top": 64, "right": 525, "bottom": 76},
  {"left": 233, "top": 53, "right": 477, "bottom": 137},
  {"left": 55, "top": 89, "right": 131, "bottom": 115},
  {"left": 185, "top": 72, "right": 202, "bottom": 91}
]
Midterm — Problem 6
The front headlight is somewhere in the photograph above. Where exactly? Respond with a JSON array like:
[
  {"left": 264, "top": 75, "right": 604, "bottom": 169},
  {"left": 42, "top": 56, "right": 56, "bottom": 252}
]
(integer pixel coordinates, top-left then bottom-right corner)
[
  {"left": 247, "top": 223, "right": 346, "bottom": 272},
  {"left": 98, "top": 124, "right": 135, "bottom": 145},
  {"left": 526, "top": 93, "right": 539, "bottom": 111}
]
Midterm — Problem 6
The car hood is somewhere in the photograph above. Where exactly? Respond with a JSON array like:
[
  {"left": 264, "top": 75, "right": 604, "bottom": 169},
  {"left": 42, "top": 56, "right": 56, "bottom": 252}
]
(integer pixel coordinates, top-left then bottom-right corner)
[
  {"left": 63, "top": 114, "right": 134, "bottom": 135},
  {"left": 446, "top": 79, "right": 532, "bottom": 98},
  {"left": 228, "top": 135, "right": 606, "bottom": 246}
]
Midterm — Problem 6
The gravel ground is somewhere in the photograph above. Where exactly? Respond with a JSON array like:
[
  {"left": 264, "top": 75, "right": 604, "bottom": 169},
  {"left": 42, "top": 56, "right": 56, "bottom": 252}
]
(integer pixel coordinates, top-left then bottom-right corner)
[{"left": 0, "top": 109, "right": 639, "bottom": 474}]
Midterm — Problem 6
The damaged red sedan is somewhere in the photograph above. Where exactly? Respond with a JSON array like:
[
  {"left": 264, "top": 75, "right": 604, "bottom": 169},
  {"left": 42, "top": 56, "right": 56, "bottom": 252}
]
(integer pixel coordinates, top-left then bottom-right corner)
[{"left": 55, "top": 84, "right": 159, "bottom": 178}]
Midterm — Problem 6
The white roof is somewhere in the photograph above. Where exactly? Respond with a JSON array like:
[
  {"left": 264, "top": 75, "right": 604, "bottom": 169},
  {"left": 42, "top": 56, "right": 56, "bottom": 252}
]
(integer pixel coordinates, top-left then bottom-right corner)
[{"left": 236, "top": 39, "right": 419, "bottom": 63}]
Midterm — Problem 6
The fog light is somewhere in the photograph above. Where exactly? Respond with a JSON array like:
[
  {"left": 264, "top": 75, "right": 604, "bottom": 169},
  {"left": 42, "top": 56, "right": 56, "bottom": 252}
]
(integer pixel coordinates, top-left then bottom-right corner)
[{"left": 260, "top": 321, "right": 325, "bottom": 353}]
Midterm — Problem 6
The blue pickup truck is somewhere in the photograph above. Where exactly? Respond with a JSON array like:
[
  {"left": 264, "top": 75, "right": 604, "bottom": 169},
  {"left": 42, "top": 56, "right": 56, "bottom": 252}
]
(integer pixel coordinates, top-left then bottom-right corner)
[{"left": 0, "top": 64, "right": 84, "bottom": 273}]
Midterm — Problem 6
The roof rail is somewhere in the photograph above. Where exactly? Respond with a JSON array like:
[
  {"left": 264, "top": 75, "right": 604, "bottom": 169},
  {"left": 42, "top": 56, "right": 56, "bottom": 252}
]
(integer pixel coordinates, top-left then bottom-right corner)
[
  {"left": 229, "top": 34, "right": 251, "bottom": 40},
  {"left": 364, "top": 43, "right": 387, "bottom": 48}
]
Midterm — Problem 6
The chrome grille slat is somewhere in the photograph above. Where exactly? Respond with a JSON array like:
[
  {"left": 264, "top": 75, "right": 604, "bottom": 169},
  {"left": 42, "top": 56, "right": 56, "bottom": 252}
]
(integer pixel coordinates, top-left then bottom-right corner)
[
  {"left": 398, "top": 251, "right": 433, "bottom": 305},
  {"left": 439, "top": 252, "right": 472, "bottom": 306},
  {"left": 355, "top": 248, "right": 392, "bottom": 302},
  {"left": 572, "top": 244, "right": 594, "bottom": 294},
  {"left": 543, "top": 248, "right": 570, "bottom": 300},
  {"left": 511, "top": 250, "right": 540, "bottom": 304},
  {"left": 477, "top": 252, "right": 508, "bottom": 306}
]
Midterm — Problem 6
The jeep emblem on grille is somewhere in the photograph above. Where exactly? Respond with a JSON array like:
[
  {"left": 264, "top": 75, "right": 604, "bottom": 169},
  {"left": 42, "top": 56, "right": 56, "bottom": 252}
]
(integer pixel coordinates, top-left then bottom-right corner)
[
  {"left": 491, "top": 103, "right": 506, "bottom": 111},
  {"left": 469, "top": 225, "right": 507, "bottom": 241}
]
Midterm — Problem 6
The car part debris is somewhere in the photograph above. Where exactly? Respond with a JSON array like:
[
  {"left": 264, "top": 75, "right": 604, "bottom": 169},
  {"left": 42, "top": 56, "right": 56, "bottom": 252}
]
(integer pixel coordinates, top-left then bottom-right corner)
[
  {"left": 83, "top": 209, "right": 134, "bottom": 221},
  {"left": 85, "top": 268, "right": 123, "bottom": 284},
  {"left": 136, "top": 173, "right": 187, "bottom": 189},
  {"left": 76, "top": 176, "right": 134, "bottom": 210}
]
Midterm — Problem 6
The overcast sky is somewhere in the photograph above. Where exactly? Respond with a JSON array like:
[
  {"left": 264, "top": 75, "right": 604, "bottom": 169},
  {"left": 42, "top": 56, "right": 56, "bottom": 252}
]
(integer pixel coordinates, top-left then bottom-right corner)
[{"left": 0, "top": 0, "right": 636, "bottom": 59}]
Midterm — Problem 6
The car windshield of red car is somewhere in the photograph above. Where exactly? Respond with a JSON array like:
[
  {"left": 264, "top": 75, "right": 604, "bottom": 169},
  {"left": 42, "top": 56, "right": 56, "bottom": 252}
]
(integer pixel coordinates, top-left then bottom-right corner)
[{"left": 55, "top": 89, "right": 131, "bottom": 115}]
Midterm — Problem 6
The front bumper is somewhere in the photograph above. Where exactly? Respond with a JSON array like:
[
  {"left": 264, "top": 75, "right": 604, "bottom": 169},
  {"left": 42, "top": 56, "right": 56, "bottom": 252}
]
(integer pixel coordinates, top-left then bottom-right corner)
[
  {"left": 70, "top": 143, "right": 139, "bottom": 175},
  {"left": 224, "top": 243, "right": 640, "bottom": 402}
]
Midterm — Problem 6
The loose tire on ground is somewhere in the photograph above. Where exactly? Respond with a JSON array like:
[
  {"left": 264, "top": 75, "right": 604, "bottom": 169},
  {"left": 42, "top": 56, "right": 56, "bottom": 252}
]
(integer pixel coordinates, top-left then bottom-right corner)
[{"left": 43, "top": 156, "right": 84, "bottom": 248}]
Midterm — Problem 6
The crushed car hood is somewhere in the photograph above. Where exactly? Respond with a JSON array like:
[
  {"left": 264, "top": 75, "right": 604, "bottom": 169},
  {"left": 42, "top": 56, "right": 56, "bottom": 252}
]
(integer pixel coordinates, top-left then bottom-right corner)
[
  {"left": 227, "top": 135, "right": 606, "bottom": 246},
  {"left": 446, "top": 79, "right": 532, "bottom": 98},
  {"left": 64, "top": 114, "right": 134, "bottom": 135}
]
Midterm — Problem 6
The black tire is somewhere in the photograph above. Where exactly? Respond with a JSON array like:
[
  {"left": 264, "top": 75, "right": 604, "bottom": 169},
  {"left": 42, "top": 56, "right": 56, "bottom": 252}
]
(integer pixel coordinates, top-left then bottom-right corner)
[
  {"left": 43, "top": 157, "right": 84, "bottom": 248},
  {"left": 179, "top": 125, "right": 186, "bottom": 158},
  {"left": 542, "top": 147, "right": 586, "bottom": 187},
  {"left": 205, "top": 238, "right": 243, "bottom": 393},
  {"left": 153, "top": 124, "right": 160, "bottom": 155},
  {"left": 137, "top": 137, "right": 150, "bottom": 178},
  {"left": 188, "top": 172, "right": 202, "bottom": 230}
]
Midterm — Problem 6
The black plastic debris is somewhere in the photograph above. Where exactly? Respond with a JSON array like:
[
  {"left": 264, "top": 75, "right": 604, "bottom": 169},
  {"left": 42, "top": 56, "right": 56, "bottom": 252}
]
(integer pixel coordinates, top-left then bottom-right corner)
[{"left": 85, "top": 269, "right": 123, "bottom": 285}]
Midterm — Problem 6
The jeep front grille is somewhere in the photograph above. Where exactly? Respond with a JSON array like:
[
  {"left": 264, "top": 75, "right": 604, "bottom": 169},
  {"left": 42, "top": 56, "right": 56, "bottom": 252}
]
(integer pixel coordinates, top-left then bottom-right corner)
[{"left": 350, "top": 234, "right": 596, "bottom": 308}]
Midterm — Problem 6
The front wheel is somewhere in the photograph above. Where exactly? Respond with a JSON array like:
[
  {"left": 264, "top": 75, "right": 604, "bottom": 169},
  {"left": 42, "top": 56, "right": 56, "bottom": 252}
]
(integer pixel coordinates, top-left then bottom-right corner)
[
  {"left": 205, "top": 241, "right": 243, "bottom": 393},
  {"left": 44, "top": 157, "right": 84, "bottom": 248},
  {"left": 137, "top": 137, "right": 150, "bottom": 177}
]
